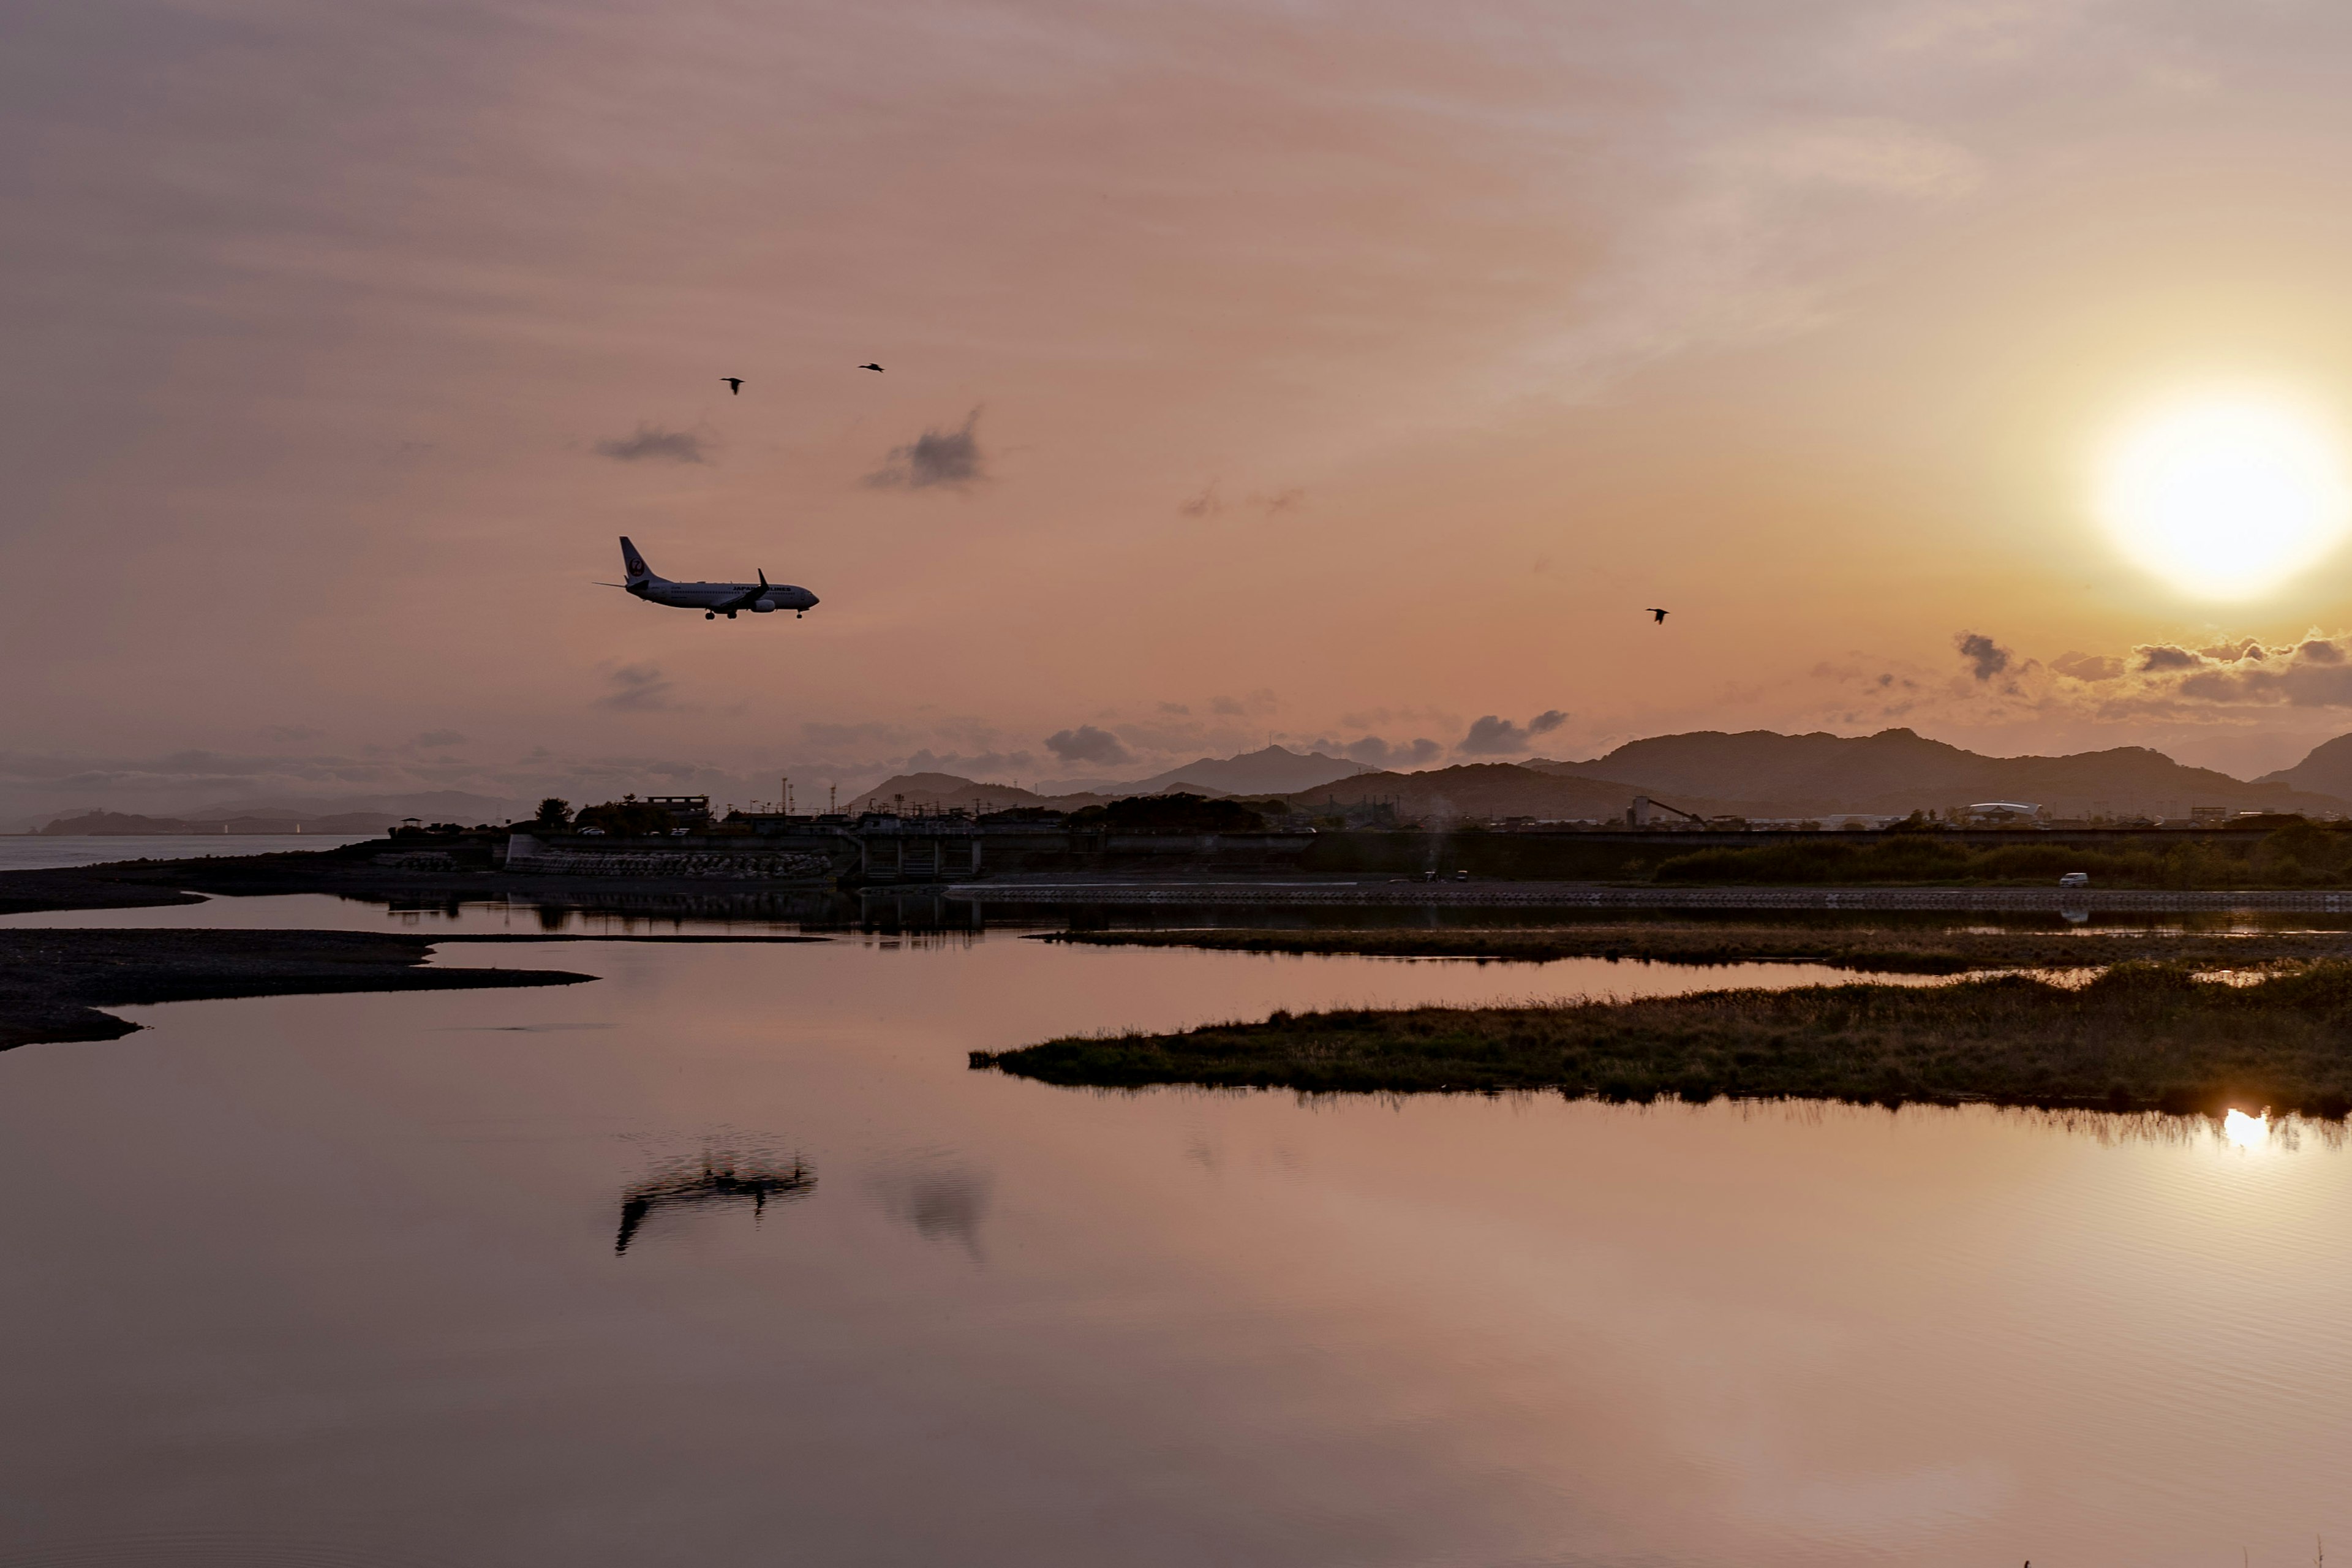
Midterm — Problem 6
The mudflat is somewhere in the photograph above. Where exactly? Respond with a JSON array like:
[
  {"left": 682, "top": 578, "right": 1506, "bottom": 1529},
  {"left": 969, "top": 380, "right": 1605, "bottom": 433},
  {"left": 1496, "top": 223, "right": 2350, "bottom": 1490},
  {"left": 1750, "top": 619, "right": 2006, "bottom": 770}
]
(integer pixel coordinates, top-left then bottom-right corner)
[{"left": 0, "top": 930, "right": 592, "bottom": 1049}]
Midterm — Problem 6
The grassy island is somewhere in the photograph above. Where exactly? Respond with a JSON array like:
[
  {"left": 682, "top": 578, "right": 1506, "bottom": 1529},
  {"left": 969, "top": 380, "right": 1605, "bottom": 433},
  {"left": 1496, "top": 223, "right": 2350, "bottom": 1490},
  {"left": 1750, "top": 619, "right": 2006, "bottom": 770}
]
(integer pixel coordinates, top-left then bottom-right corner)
[
  {"left": 1037, "top": 924, "right": 2352, "bottom": 974},
  {"left": 972, "top": 962, "right": 2352, "bottom": 1115}
]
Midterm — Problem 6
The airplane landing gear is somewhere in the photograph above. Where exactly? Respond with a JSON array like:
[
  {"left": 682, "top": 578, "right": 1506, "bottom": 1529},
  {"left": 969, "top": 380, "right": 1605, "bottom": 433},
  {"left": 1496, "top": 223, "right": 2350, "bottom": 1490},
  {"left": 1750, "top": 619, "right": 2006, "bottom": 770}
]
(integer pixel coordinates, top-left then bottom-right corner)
[
  {"left": 726, "top": 611, "right": 737, "bottom": 619},
  {"left": 705, "top": 611, "right": 715, "bottom": 620}
]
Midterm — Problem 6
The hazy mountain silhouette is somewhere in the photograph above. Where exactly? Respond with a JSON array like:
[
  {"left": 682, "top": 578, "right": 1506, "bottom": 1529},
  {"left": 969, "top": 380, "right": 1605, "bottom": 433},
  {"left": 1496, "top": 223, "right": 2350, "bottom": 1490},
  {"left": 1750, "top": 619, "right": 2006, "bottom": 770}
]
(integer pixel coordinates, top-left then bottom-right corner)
[
  {"left": 1280, "top": 764, "right": 1736, "bottom": 822},
  {"left": 840, "top": 728, "right": 2352, "bottom": 824},
  {"left": 1128, "top": 745, "right": 1368, "bottom": 797},
  {"left": 1542, "top": 728, "right": 2345, "bottom": 817},
  {"left": 2258, "top": 733, "right": 2352, "bottom": 801}
]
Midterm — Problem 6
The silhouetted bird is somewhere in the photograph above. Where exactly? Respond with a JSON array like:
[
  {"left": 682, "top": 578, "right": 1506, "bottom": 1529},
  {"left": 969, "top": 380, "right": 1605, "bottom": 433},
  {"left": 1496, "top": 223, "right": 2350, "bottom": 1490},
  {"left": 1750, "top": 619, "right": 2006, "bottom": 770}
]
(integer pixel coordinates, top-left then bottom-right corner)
[
  {"left": 1646, "top": 607, "right": 1668, "bottom": 624},
  {"left": 858, "top": 363, "right": 884, "bottom": 372},
  {"left": 722, "top": 377, "right": 744, "bottom": 394}
]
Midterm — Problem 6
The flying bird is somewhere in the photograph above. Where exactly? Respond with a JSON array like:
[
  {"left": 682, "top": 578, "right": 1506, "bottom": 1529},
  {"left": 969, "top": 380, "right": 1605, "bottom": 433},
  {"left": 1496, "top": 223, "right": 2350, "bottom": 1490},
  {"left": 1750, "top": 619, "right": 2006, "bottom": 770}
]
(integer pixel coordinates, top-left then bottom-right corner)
[
  {"left": 1646, "top": 607, "right": 1668, "bottom": 624},
  {"left": 858, "top": 363, "right": 884, "bottom": 373},
  {"left": 722, "top": 377, "right": 744, "bottom": 394}
]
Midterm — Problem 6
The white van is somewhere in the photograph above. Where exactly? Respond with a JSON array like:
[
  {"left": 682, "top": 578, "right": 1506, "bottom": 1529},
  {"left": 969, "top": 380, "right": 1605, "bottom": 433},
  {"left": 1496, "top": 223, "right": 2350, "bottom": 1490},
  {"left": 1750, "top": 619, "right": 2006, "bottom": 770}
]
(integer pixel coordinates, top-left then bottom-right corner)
[{"left": 2058, "top": 871, "right": 2089, "bottom": 888}]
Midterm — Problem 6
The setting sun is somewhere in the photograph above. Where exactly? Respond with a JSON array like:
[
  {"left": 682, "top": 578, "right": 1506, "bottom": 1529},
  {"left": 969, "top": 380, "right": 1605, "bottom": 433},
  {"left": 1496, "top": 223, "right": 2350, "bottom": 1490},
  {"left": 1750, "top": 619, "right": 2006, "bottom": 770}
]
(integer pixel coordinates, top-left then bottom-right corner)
[{"left": 2095, "top": 391, "right": 2351, "bottom": 600}]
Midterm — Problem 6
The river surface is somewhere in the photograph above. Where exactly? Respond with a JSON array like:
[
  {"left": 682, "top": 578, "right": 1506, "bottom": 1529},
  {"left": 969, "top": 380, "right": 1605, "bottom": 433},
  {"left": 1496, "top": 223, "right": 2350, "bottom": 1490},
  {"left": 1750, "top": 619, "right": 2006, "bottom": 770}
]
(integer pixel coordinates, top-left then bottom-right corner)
[{"left": 1, "top": 894, "right": 2346, "bottom": 1566}]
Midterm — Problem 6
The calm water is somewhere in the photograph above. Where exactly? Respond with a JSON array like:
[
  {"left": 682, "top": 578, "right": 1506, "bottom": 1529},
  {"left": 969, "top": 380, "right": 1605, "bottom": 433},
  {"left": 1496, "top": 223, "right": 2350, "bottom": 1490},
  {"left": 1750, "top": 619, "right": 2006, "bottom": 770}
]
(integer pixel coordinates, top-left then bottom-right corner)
[
  {"left": 0, "top": 900, "right": 2346, "bottom": 1566},
  {"left": 0, "top": 835, "right": 374, "bottom": 872}
]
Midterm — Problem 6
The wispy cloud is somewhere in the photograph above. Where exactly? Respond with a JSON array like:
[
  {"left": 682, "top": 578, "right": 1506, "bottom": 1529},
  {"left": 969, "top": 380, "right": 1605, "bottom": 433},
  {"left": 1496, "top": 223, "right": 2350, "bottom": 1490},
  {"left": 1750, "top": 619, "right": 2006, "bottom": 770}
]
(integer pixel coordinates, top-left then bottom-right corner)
[
  {"left": 595, "top": 663, "right": 676, "bottom": 712},
  {"left": 594, "top": 424, "right": 710, "bottom": 464}
]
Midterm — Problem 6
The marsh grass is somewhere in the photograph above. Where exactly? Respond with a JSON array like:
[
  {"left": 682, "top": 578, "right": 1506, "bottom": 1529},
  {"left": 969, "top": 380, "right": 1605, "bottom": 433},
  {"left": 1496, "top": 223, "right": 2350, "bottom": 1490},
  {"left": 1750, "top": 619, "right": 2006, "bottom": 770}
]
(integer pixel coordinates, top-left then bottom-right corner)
[
  {"left": 971, "top": 960, "right": 2352, "bottom": 1115},
  {"left": 1036, "top": 924, "right": 2352, "bottom": 975},
  {"left": 1653, "top": 823, "right": 2352, "bottom": 888}
]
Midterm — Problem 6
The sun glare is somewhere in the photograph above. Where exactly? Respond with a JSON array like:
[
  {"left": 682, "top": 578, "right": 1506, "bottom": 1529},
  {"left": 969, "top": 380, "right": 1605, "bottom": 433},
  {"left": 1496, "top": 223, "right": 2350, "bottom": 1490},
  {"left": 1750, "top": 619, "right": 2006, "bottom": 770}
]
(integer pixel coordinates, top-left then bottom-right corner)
[
  {"left": 2095, "top": 391, "right": 2351, "bottom": 599},
  {"left": 2222, "top": 1108, "right": 2270, "bottom": 1150}
]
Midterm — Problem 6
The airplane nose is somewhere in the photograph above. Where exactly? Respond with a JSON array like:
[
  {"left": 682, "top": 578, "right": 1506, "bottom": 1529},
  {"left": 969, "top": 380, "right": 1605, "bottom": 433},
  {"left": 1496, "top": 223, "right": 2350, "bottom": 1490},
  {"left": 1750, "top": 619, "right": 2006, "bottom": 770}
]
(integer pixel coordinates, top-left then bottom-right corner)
[{"left": 804, "top": 592, "right": 820, "bottom": 608}]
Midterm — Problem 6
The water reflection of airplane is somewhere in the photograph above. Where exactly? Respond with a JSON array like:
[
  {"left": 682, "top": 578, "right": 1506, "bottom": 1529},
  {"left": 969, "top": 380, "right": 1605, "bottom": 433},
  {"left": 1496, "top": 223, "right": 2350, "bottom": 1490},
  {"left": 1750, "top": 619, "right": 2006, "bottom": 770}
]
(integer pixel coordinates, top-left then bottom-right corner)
[{"left": 615, "top": 1153, "right": 816, "bottom": 1254}]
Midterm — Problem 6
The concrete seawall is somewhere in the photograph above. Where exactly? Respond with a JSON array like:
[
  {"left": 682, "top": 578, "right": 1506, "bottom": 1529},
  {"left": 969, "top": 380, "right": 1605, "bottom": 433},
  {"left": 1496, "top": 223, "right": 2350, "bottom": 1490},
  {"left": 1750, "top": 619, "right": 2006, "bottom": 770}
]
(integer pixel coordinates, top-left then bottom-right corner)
[{"left": 502, "top": 834, "right": 831, "bottom": 880}]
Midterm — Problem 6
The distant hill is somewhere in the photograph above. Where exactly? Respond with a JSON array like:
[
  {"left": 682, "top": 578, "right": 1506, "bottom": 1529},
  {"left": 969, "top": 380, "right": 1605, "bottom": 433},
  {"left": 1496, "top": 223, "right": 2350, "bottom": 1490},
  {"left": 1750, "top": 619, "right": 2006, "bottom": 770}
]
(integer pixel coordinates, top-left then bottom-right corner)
[
  {"left": 871, "top": 747, "right": 1365, "bottom": 813},
  {"left": 1127, "top": 745, "right": 1369, "bottom": 797},
  {"left": 1033, "top": 745, "right": 1370, "bottom": 799},
  {"left": 2259, "top": 733, "right": 2352, "bottom": 800},
  {"left": 1541, "top": 728, "right": 2347, "bottom": 818},
  {"left": 1279, "top": 763, "right": 1733, "bottom": 823},
  {"left": 853, "top": 774, "right": 1111, "bottom": 813},
  {"left": 41, "top": 811, "right": 201, "bottom": 835}
]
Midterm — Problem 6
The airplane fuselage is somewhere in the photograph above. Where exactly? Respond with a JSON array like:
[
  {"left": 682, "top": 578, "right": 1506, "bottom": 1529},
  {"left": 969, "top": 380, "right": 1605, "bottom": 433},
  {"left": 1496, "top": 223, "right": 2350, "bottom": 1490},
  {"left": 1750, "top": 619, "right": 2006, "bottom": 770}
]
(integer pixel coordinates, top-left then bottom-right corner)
[
  {"left": 612, "top": 537, "right": 818, "bottom": 619},
  {"left": 629, "top": 578, "right": 818, "bottom": 614}
]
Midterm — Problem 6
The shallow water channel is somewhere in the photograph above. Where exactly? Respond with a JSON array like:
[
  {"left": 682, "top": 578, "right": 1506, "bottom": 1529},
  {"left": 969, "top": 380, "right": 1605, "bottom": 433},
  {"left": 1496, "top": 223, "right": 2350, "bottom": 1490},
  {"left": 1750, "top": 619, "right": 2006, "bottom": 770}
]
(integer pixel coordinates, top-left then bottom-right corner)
[{"left": 2, "top": 894, "right": 2347, "bottom": 1566}]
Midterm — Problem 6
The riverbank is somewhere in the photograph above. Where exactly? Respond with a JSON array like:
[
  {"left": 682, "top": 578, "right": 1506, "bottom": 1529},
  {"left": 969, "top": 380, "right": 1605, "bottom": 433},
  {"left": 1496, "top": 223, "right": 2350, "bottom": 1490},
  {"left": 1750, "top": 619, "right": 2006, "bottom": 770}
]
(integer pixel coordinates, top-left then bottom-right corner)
[
  {"left": 1035, "top": 924, "right": 2352, "bottom": 973},
  {"left": 0, "top": 930, "right": 593, "bottom": 1049},
  {"left": 0, "top": 848, "right": 842, "bottom": 921},
  {"left": 972, "top": 962, "right": 2352, "bottom": 1114}
]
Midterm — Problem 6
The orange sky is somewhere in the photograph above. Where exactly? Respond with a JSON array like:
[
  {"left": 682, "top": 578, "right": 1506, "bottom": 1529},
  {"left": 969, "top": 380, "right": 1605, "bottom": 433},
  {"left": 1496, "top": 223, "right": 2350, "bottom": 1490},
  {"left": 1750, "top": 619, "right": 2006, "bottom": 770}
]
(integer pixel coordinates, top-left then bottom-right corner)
[{"left": 15, "top": 0, "right": 2352, "bottom": 815}]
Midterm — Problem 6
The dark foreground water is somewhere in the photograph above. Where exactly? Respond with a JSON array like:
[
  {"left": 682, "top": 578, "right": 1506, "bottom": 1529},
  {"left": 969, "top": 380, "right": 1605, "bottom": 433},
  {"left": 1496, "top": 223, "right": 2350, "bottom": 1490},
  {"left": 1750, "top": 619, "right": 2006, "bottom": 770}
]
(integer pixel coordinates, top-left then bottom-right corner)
[{"left": 0, "top": 897, "right": 2346, "bottom": 1566}]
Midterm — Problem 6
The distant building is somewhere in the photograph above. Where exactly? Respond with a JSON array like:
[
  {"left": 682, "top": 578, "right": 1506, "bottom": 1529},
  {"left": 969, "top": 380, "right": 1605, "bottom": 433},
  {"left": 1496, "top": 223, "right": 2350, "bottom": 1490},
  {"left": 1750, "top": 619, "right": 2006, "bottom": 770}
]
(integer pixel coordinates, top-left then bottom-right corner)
[{"left": 644, "top": 794, "right": 713, "bottom": 827}]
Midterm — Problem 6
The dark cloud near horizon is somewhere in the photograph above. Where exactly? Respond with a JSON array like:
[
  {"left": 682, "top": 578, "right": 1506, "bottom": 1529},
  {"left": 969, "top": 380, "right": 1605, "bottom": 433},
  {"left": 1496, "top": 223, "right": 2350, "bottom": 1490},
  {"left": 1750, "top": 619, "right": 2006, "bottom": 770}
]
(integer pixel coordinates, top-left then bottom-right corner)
[
  {"left": 2138, "top": 644, "right": 2201, "bottom": 673},
  {"left": 903, "top": 747, "right": 1035, "bottom": 778},
  {"left": 1044, "top": 724, "right": 1133, "bottom": 766},
  {"left": 1955, "top": 631, "right": 2011, "bottom": 682},
  {"left": 594, "top": 425, "right": 709, "bottom": 464},
  {"left": 1345, "top": 735, "right": 1443, "bottom": 767},
  {"left": 410, "top": 729, "right": 467, "bottom": 749},
  {"left": 1457, "top": 709, "right": 1569, "bottom": 756},
  {"left": 866, "top": 409, "right": 984, "bottom": 489}
]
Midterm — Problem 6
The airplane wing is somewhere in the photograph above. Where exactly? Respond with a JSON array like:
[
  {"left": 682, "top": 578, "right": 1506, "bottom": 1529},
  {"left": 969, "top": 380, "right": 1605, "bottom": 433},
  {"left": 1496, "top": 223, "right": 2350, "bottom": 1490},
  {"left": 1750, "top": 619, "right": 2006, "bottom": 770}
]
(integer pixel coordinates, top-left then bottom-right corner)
[{"left": 710, "top": 570, "right": 771, "bottom": 613}]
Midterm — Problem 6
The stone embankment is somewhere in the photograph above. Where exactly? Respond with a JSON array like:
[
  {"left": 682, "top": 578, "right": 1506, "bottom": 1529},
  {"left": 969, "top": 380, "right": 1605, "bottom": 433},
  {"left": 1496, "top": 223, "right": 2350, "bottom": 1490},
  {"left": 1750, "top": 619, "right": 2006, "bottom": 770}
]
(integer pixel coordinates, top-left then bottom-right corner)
[{"left": 500, "top": 846, "right": 831, "bottom": 880}]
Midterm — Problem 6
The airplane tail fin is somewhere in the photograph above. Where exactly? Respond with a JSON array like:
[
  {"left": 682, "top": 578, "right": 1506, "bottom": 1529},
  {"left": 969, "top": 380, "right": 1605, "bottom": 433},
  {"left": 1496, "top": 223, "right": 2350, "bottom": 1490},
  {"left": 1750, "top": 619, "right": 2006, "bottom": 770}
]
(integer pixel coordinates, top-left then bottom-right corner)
[{"left": 619, "top": 537, "right": 653, "bottom": 582}]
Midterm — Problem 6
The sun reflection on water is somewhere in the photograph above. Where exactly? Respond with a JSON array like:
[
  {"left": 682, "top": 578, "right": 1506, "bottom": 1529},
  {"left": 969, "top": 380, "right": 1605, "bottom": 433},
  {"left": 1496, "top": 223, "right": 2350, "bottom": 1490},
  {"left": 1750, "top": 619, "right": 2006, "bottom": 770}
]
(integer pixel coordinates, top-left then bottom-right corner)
[{"left": 2223, "top": 1109, "right": 2271, "bottom": 1150}]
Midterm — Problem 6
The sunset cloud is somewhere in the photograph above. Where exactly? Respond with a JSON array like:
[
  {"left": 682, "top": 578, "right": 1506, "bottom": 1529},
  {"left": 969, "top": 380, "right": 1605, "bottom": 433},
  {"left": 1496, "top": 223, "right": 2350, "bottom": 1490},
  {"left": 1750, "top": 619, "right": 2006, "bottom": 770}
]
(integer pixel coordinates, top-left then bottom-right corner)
[
  {"left": 1956, "top": 631, "right": 2013, "bottom": 682},
  {"left": 1457, "top": 709, "right": 1569, "bottom": 756},
  {"left": 1044, "top": 725, "right": 1133, "bottom": 766},
  {"left": 866, "top": 410, "right": 984, "bottom": 490}
]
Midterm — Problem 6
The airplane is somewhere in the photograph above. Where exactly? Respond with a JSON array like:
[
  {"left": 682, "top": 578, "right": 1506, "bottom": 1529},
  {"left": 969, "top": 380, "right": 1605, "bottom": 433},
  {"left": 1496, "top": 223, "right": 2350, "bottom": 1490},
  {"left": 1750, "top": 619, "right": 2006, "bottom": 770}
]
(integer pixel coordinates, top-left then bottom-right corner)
[{"left": 604, "top": 537, "right": 820, "bottom": 620}]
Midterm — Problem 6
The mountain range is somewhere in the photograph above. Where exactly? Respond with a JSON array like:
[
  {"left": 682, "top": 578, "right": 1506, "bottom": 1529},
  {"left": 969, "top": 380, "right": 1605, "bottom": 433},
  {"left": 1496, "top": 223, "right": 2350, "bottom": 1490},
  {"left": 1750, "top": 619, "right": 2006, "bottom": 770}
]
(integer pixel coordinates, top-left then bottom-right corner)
[
  {"left": 877, "top": 728, "right": 2352, "bottom": 823},
  {"left": 1531, "top": 728, "right": 2342, "bottom": 819}
]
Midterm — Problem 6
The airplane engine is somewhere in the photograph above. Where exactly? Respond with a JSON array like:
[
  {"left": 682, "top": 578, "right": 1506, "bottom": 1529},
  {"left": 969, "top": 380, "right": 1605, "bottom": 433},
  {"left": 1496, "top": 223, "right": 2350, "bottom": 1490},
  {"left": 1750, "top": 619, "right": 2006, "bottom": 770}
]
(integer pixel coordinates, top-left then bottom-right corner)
[{"left": 750, "top": 600, "right": 778, "bottom": 613}]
